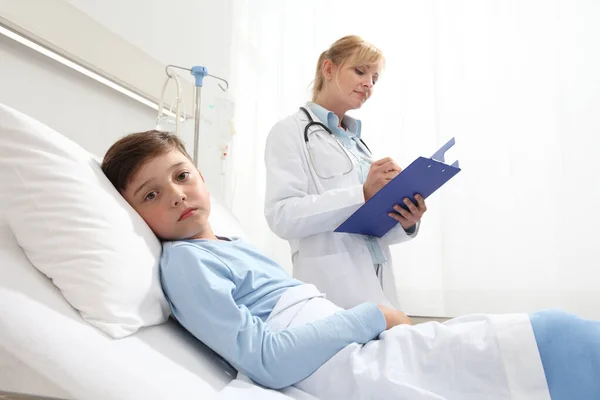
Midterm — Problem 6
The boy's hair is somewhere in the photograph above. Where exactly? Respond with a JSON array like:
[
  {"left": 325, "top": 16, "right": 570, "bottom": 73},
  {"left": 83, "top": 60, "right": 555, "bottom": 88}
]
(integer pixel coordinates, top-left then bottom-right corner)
[{"left": 102, "top": 130, "right": 191, "bottom": 191}]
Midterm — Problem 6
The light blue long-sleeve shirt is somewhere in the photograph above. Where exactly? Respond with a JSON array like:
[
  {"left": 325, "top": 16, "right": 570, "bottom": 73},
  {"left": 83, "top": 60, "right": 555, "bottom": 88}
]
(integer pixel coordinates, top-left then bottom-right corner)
[{"left": 159, "top": 237, "right": 387, "bottom": 389}]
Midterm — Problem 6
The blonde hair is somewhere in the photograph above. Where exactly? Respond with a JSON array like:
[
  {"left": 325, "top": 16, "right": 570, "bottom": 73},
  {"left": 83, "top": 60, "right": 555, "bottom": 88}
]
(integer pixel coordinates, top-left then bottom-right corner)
[{"left": 312, "top": 35, "right": 385, "bottom": 102}]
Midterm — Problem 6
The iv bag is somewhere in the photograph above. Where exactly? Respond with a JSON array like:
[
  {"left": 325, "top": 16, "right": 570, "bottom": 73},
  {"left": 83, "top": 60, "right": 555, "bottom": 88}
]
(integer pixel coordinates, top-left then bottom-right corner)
[
  {"left": 214, "top": 96, "right": 235, "bottom": 143},
  {"left": 155, "top": 115, "right": 177, "bottom": 133}
]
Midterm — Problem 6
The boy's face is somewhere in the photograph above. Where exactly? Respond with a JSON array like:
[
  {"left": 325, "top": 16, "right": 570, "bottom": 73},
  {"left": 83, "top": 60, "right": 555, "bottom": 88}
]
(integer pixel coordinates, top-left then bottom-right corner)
[{"left": 122, "top": 149, "right": 211, "bottom": 240}]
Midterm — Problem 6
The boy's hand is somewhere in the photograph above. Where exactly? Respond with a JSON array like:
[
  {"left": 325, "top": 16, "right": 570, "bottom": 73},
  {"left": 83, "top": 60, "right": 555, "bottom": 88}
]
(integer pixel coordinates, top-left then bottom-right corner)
[{"left": 377, "top": 305, "right": 413, "bottom": 330}]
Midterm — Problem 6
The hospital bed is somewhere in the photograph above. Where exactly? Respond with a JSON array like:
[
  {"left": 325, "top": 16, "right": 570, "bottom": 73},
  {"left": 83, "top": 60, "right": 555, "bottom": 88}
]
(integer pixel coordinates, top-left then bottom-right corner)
[{"left": 0, "top": 108, "right": 315, "bottom": 400}]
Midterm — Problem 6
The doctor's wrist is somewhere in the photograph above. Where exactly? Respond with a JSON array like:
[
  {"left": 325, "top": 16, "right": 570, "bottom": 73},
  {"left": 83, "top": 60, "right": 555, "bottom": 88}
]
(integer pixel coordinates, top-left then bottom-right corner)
[
  {"left": 363, "top": 184, "right": 370, "bottom": 202},
  {"left": 404, "top": 224, "right": 417, "bottom": 234}
]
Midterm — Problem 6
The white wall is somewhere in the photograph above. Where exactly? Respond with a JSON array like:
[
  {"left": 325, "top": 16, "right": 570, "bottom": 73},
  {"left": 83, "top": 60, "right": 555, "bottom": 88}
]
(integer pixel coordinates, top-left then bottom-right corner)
[
  {"left": 67, "top": 0, "right": 233, "bottom": 79},
  {"left": 0, "top": 34, "right": 156, "bottom": 157}
]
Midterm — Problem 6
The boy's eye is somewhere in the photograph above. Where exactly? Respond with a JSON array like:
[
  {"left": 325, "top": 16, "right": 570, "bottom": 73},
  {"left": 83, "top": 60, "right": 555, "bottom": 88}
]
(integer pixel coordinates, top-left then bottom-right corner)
[
  {"left": 177, "top": 171, "right": 190, "bottom": 181},
  {"left": 355, "top": 68, "right": 364, "bottom": 75},
  {"left": 144, "top": 191, "right": 157, "bottom": 201}
]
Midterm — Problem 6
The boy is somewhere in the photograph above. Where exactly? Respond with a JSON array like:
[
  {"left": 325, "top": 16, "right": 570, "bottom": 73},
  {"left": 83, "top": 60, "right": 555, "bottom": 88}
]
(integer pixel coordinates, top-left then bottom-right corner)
[
  {"left": 101, "top": 130, "right": 410, "bottom": 388},
  {"left": 102, "top": 130, "right": 599, "bottom": 400}
]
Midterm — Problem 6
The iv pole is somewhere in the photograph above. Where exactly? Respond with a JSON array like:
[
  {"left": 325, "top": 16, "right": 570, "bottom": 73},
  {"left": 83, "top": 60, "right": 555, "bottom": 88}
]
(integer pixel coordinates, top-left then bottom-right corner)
[{"left": 164, "top": 64, "right": 229, "bottom": 167}]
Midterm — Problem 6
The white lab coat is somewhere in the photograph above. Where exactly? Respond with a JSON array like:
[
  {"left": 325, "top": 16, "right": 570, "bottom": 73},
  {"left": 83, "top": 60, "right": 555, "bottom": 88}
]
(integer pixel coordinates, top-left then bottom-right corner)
[{"left": 264, "top": 107, "right": 418, "bottom": 309}]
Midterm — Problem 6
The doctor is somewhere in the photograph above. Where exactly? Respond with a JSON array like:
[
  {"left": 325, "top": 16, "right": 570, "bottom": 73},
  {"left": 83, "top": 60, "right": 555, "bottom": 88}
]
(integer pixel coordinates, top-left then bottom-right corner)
[{"left": 264, "top": 36, "right": 426, "bottom": 310}]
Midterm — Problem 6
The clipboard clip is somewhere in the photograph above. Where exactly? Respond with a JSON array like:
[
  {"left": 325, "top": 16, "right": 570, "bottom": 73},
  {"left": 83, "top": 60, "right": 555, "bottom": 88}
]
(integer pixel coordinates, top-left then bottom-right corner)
[{"left": 431, "top": 137, "right": 460, "bottom": 168}]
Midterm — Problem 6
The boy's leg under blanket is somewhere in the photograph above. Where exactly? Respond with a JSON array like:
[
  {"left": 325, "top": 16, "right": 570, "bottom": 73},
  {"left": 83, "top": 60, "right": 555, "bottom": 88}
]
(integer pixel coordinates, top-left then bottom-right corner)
[
  {"left": 267, "top": 288, "right": 550, "bottom": 400},
  {"left": 530, "top": 309, "right": 600, "bottom": 400}
]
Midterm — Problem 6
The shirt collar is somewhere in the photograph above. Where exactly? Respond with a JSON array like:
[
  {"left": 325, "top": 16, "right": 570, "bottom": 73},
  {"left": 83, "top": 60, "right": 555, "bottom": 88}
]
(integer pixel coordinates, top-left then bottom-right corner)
[{"left": 306, "top": 102, "right": 362, "bottom": 138}]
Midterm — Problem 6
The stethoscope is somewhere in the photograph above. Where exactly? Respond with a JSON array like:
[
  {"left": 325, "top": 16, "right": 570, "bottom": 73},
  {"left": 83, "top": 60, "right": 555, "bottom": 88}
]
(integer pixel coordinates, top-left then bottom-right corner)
[{"left": 299, "top": 107, "right": 373, "bottom": 180}]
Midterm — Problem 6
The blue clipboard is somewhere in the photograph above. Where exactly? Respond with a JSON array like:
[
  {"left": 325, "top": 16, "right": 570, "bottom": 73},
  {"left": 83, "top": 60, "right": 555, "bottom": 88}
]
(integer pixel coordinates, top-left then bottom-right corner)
[{"left": 334, "top": 137, "right": 461, "bottom": 238}]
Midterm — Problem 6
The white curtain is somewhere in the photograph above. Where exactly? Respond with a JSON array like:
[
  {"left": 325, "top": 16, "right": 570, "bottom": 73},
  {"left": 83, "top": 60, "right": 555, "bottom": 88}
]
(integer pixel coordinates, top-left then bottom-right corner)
[{"left": 228, "top": 0, "right": 600, "bottom": 318}]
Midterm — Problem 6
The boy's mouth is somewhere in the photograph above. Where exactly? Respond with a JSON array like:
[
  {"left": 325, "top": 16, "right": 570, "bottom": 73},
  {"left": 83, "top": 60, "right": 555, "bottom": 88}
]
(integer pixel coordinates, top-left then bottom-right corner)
[{"left": 178, "top": 208, "right": 197, "bottom": 221}]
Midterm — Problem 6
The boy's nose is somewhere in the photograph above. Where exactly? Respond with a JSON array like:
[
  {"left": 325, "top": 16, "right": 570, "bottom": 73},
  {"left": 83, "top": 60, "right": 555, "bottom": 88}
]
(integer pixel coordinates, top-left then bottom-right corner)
[{"left": 172, "top": 193, "right": 187, "bottom": 207}]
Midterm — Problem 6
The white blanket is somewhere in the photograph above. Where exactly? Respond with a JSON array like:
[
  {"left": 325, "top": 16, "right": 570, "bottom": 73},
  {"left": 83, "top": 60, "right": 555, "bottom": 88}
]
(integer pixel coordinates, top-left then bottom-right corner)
[{"left": 267, "top": 286, "right": 551, "bottom": 400}]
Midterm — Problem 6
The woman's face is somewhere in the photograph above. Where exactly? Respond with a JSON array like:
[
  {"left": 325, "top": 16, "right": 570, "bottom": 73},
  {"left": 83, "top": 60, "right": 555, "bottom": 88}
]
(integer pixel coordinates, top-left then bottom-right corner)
[{"left": 324, "top": 59, "right": 383, "bottom": 111}]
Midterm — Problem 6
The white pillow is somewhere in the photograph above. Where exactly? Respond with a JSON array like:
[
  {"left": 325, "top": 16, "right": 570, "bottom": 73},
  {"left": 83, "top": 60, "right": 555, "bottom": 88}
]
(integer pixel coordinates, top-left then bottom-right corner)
[{"left": 0, "top": 103, "right": 170, "bottom": 338}]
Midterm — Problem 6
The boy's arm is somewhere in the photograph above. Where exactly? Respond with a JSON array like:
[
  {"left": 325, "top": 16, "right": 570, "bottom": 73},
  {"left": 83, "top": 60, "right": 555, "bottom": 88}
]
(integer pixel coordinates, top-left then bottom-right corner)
[{"left": 162, "top": 243, "right": 386, "bottom": 390}]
